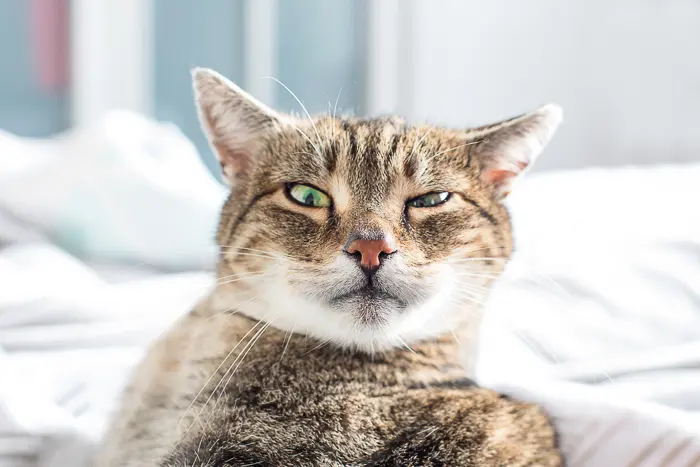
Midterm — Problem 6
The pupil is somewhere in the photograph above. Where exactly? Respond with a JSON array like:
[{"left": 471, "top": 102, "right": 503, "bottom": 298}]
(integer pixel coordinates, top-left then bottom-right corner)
[{"left": 304, "top": 192, "right": 315, "bottom": 205}]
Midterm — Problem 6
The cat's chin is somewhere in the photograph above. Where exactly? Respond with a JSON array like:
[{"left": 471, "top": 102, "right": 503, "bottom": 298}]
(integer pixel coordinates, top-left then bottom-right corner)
[{"left": 217, "top": 269, "right": 459, "bottom": 352}]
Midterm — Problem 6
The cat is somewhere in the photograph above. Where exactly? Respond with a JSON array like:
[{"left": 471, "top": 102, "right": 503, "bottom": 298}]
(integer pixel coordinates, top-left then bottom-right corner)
[{"left": 94, "top": 68, "right": 563, "bottom": 467}]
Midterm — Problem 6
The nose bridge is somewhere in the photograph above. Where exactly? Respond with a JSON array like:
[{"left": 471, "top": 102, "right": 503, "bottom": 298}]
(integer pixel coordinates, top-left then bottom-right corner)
[
  {"left": 341, "top": 208, "right": 398, "bottom": 270},
  {"left": 341, "top": 210, "right": 391, "bottom": 247}
]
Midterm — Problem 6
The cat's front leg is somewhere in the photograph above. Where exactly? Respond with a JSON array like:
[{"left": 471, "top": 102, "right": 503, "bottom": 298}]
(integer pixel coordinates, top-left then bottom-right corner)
[{"left": 363, "top": 388, "right": 563, "bottom": 467}]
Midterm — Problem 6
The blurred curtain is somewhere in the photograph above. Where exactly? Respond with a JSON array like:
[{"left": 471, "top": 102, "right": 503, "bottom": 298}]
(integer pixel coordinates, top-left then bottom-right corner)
[{"left": 0, "top": 0, "right": 69, "bottom": 136}]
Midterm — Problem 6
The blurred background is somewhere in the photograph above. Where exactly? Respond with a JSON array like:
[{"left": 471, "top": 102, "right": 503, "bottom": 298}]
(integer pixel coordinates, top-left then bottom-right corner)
[
  {"left": 1, "top": 2, "right": 700, "bottom": 466},
  {"left": 2, "top": 0, "right": 699, "bottom": 174}
]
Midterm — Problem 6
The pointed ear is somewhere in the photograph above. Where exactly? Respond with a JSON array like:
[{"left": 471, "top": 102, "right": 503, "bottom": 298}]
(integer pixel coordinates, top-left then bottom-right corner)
[
  {"left": 192, "top": 67, "right": 285, "bottom": 184},
  {"left": 470, "top": 104, "right": 562, "bottom": 199}
]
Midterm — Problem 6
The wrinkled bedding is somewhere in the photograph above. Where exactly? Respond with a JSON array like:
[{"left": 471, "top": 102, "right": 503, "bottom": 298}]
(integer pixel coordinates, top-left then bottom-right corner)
[{"left": 1, "top": 113, "right": 699, "bottom": 466}]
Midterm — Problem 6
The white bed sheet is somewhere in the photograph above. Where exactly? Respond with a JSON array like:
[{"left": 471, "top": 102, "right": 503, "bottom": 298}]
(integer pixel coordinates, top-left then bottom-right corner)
[{"left": 1, "top": 114, "right": 699, "bottom": 466}]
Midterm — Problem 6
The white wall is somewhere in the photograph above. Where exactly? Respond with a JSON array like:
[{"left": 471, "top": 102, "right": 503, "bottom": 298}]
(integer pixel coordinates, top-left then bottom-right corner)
[
  {"left": 70, "top": 0, "right": 152, "bottom": 127},
  {"left": 401, "top": 0, "right": 700, "bottom": 170}
]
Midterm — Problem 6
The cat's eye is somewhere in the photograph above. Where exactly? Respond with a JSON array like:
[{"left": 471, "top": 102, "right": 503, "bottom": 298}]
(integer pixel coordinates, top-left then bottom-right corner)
[
  {"left": 407, "top": 192, "right": 451, "bottom": 208},
  {"left": 287, "top": 183, "right": 331, "bottom": 208}
]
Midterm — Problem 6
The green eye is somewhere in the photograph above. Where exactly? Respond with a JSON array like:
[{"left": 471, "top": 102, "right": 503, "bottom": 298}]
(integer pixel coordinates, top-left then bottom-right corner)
[
  {"left": 287, "top": 183, "right": 331, "bottom": 207},
  {"left": 407, "top": 192, "right": 450, "bottom": 208}
]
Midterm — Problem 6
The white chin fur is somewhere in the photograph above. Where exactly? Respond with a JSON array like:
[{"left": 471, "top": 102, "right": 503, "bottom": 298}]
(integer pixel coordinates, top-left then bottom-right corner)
[{"left": 213, "top": 258, "right": 462, "bottom": 352}]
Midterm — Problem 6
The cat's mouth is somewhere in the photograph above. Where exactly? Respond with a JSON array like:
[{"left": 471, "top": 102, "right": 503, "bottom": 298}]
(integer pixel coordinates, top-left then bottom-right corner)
[
  {"left": 329, "top": 284, "right": 408, "bottom": 314},
  {"left": 331, "top": 285, "right": 402, "bottom": 304}
]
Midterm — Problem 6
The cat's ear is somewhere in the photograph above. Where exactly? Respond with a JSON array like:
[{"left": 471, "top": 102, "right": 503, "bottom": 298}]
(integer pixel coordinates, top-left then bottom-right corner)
[
  {"left": 192, "top": 67, "right": 285, "bottom": 184},
  {"left": 470, "top": 104, "right": 562, "bottom": 199}
]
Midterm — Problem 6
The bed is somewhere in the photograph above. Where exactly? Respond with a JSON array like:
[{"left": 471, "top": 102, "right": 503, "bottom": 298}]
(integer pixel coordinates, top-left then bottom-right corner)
[{"left": 1, "top": 112, "right": 699, "bottom": 466}]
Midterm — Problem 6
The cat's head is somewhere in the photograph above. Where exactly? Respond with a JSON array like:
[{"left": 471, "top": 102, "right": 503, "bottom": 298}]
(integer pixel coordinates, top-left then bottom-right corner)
[{"left": 193, "top": 68, "right": 561, "bottom": 351}]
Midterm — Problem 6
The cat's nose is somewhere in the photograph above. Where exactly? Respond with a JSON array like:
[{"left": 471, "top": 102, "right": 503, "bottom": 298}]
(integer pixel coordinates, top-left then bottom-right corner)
[{"left": 344, "top": 237, "right": 397, "bottom": 270}]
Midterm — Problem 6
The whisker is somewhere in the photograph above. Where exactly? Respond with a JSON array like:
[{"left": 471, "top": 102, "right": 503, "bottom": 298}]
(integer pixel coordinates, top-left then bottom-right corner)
[
  {"left": 220, "top": 254, "right": 277, "bottom": 264},
  {"left": 450, "top": 302, "right": 485, "bottom": 315},
  {"left": 201, "top": 324, "right": 276, "bottom": 431},
  {"left": 452, "top": 294, "right": 487, "bottom": 307},
  {"left": 409, "top": 121, "right": 439, "bottom": 162},
  {"left": 332, "top": 86, "right": 343, "bottom": 121},
  {"left": 278, "top": 324, "right": 296, "bottom": 364},
  {"left": 453, "top": 282, "right": 493, "bottom": 293},
  {"left": 194, "top": 317, "right": 276, "bottom": 433},
  {"left": 394, "top": 334, "right": 419, "bottom": 356},
  {"left": 324, "top": 104, "right": 333, "bottom": 150},
  {"left": 218, "top": 269, "right": 268, "bottom": 279},
  {"left": 523, "top": 271, "right": 573, "bottom": 299},
  {"left": 219, "top": 246, "right": 282, "bottom": 255},
  {"left": 220, "top": 318, "right": 276, "bottom": 390},
  {"left": 452, "top": 294, "right": 488, "bottom": 308},
  {"left": 286, "top": 121, "right": 323, "bottom": 156},
  {"left": 454, "top": 284, "right": 490, "bottom": 295},
  {"left": 455, "top": 285, "right": 488, "bottom": 295},
  {"left": 303, "top": 338, "right": 332, "bottom": 356},
  {"left": 436, "top": 310, "right": 462, "bottom": 351},
  {"left": 455, "top": 272, "right": 501, "bottom": 280},
  {"left": 265, "top": 76, "right": 324, "bottom": 155},
  {"left": 220, "top": 251, "right": 285, "bottom": 262},
  {"left": 429, "top": 140, "right": 483, "bottom": 161},
  {"left": 446, "top": 257, "right": 509, "bottom": 264},
  {"left": 208, "top": 295, "right": 260, "bottom": 321},
  {"left": 177, "top": 319, "right": 265, "bottom": 433},
  {"left": 331, "top": 87, "right": 344, "bottom": 139},
  {"left": 216, "top": 272, "right": 269, "bottom": 286}
]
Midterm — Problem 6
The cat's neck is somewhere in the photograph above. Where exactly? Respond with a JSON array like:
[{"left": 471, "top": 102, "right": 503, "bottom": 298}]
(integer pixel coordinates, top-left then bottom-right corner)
[{"left": 192, "top": 298, "right": 474, "bottom": 386}]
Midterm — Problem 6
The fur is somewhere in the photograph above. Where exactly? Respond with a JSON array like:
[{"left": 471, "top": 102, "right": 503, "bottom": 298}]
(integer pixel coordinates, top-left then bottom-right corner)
[{"left": 95, "top": 68, "right": 563, "bottom": 467}]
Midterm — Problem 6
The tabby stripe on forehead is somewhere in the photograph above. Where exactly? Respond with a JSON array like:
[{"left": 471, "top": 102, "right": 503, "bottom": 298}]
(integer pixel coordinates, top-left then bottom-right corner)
[
  {"left": 341, "top": 121, "right": 357, "bottom": 161},
  {"left": 325, "top": 140, "right": 338, "bottom": 174},
  {"left": 363, "top": 122, "right": 385, "bottom": 185},
  {"left": 388, "top": 133, "right": 401, "bottom": 161},
  {"left": 367, "top": 121, "right": 383, "bottom": 159},
  {"left": 403, "top": 151, "right": 419, "bottom": 179},
  {"left": 457, "top": 193, "right": 498, "bottom": 225}
]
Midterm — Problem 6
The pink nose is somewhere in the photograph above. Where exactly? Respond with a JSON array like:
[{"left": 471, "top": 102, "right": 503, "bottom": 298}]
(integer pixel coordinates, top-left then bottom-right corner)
[{"left": 345, "top": 238, "right": 397, "bottom": 269}]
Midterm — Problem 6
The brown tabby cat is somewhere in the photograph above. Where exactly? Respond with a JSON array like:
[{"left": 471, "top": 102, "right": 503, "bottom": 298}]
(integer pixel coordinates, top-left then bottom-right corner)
[{"left": 95, "top": 68, "right": 564, "bottom": 466}]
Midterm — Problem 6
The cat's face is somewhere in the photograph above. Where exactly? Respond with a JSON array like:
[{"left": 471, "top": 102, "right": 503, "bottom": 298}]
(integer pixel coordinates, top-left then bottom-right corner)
[{"left": 194, "top": 69, "right": 561, "bottom": 351}]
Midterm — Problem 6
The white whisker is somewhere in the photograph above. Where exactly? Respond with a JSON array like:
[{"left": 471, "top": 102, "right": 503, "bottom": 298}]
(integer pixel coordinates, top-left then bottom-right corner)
[
  {"left": 216, "top": 272, "right": 269, "bottom": 286},
  {"left": 220, "top": 318, "right": 276, "bottom": 391},
  {"left": 303, "top": 338, "right": 332, "bottom": 356},
  {"left": 196, "top": 317, "right": 276, "bottom": 432},
  {"left": 455, "top": 272, "right": 501, "bottom": 280},
  {"left": 394, "top": 334, "right": 419, "bottom": 355},
  {"left": 178, "top": 319, "right": 265, "bottom": 433},
  {"left": 278, "top": 324, "right": 296, "bottom": 364},
  {"left": 436, "top": 310, "right": 462, "bottom": 351},
  {"left": 429, "top": 140, "right": 482, "bottom": 161},
  {"left": 265, "top": 76, "right": 324, "bottom": 155},
  {"left": 446, "top": 256, "right": 508, "bottom": 264},
  {"left": 221, "top": 252, "right": 279, "bottom": 261},
  {"left": 207, "top": 295, "right": 260, "bottom": 321},
  {"left": 332, "top": 87, "right": 344, "bottom": 121},
  {"left": 220, "top": 246, "right": 282, "bottom": 255},
  {"left": 454, "top": 282, "right": 492, "bottom": 293},
  {"left": 409, "top": 121, "right": 439, "bottom": 162},
  {"left": 452, "top": 293, "right": 488, "bottom": 308}
]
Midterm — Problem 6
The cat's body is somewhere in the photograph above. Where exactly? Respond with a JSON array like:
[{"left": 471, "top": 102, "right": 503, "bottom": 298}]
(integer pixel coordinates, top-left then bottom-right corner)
[
  {"left": 98, "top": 307, "right": 560, "bottom": 467},
  {"left": 95, "top": 69, "right": 564, "bottom": 466}
]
